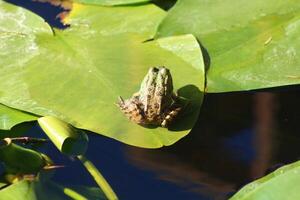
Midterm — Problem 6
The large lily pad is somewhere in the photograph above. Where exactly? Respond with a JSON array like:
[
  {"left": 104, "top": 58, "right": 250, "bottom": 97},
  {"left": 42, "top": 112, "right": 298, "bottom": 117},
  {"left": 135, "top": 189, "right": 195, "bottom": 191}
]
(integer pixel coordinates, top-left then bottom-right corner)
[
  {"left": 0, "top": 104, "right": 37, "bottom": 130},
  {"left": 230, "top": 161, "right": 300, "bottom": 200},
  {"left": 156, "top": 0, "right": 300, "bottom": 92},
  {"left": 0, "top": 1, "right": 204, "bottom": 148}
]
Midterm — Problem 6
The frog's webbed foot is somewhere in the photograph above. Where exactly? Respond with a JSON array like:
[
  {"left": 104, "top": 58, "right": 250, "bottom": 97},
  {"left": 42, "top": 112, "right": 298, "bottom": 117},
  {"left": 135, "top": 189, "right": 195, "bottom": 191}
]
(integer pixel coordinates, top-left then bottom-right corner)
[
  {"left": 117, "top": 96, "right": 146, "bottom": 125},
  {"left": 161, "top": 106, "right": 182, "bottom": 128}
]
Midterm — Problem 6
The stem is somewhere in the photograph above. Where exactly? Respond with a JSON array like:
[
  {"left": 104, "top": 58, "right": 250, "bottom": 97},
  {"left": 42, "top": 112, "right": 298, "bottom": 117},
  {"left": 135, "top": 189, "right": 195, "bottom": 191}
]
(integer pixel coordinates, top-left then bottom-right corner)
[
  {"left": 9, "top": 137, "right": 48, "bottom": 144},
  {"left": 77, "top": 155, "right": 118, "bottom": 200}
]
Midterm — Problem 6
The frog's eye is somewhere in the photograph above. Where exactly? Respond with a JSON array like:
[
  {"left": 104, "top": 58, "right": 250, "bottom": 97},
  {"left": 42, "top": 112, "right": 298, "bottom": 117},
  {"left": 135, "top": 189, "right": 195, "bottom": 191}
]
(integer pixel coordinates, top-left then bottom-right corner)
[{"left": 149, "top": 67, "right": 159, "bottom": 73}]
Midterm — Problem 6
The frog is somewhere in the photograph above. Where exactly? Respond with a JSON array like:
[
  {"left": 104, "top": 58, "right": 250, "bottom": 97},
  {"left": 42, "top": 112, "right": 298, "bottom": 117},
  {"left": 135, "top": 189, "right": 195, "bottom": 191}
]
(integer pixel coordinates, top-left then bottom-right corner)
[{"left": 117, "top": 67, "right": 182, "bottom": 128}]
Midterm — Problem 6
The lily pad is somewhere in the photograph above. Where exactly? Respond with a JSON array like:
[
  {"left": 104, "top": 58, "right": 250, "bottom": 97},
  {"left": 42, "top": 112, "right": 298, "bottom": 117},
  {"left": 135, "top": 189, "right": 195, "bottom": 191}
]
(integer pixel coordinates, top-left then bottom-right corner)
[
  {"left": 63, "top": 2, "right": 165, "bottom": 40},
  {"left": 230, "top": 161, "right": 300, "bottom": 200},
  {"left": 0, "top": 1, "right": 204, "bottom": 148},
  {"left": 156, "top": 0, "right": 300, "bottom": 92},
  {"left": 0, "top": 105, "right": 37, "bottom": 130}
]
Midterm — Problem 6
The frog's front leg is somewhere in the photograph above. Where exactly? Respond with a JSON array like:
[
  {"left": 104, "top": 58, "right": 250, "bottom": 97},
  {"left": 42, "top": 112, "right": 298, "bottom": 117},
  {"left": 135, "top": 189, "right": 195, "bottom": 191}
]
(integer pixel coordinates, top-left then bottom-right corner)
[
  {"left": 117, "top": 96, "right": 147, "bottom": 125},
  {"left": 161, "top": 106, "right": 182, "bottom": 128}
]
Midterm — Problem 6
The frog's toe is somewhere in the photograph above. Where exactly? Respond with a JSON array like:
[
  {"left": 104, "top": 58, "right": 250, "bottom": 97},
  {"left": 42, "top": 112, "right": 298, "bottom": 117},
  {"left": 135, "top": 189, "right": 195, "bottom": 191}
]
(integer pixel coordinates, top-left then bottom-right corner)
[
  {"left": 161, "top": 119, "right": 168, "bottom": 128},
  {"left": 118, "top": 96, "right": 124, "bottom": 101},
  {"left": 118, "top": 96, "right": 124, "bottom": 104}
]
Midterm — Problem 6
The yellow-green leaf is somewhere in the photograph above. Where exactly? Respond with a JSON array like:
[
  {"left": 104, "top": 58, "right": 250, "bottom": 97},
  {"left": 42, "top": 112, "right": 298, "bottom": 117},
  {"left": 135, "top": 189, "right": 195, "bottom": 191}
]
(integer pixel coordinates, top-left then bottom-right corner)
[
  {"left": 156, "top": 0, "right": 300, "bottom": 92},
  {"left": 0, "top": 2, "right": 204, "bottom": 148}
]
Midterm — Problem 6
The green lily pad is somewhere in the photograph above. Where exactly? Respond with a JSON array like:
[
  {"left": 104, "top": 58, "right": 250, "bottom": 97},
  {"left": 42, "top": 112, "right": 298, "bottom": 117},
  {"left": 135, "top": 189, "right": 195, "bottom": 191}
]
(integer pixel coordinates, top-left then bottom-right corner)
[
  {"left": 0, "top": 180, "right": 106, "bottom": 200},
  {"left": 156, "top": 0, "right": 300, "bottom": 92},
  {"left": 63, "top": 2, "right": 165, "bottom": 40},
  {"left": 230, "top": 161, "right": 300, "bottom": 200},
  {"left": 0, "top": 2, "right": 204, "bottom": 148},
  {"left": 0, "top": 105, "right": 37, "bottom": 130}
]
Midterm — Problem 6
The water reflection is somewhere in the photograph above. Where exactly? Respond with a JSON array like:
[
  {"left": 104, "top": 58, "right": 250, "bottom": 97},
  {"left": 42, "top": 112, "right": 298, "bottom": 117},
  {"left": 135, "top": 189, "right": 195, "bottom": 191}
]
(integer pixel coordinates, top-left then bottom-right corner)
[{"left": 251, "top": 92, "right": 276, "bottom": 179}]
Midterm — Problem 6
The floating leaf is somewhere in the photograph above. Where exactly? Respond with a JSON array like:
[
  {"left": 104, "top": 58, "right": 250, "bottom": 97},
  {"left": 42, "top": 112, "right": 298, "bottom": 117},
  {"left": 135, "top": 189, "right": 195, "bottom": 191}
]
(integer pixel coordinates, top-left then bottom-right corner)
[
  {"left": 230, "top": 161, "right": 300, "bottom": 200},
  {"left": 0, "top": 105, "right": 37, "bottom": 130},
  {"left": 63, "top": 3, "right": 165, "bottom": 40},
  {"left": 38, "top": 116, "right": 88, "bottom": 156},
  {"left": 156, "top": 0, "right": 300, "bottom": 92},
  {"left": 0, "top": 1, "right": 204, "bottom": 148}
]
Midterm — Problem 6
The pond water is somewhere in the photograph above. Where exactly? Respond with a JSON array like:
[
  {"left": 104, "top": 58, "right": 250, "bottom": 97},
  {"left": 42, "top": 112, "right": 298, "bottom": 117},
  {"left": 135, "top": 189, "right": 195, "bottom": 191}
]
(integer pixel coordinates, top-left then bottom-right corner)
[{"left": 4, "top": 1, "right": 300, "bottom": 199}]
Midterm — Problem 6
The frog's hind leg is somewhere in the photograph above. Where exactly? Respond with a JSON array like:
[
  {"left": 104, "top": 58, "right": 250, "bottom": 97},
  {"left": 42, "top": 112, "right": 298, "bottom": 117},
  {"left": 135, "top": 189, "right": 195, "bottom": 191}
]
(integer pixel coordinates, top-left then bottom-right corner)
[
  {"left": 161, "top": 106, "right": 182, "bottom": 128},
  {"left": 117, "top": 96, "right": 146, "bottom": 125}
]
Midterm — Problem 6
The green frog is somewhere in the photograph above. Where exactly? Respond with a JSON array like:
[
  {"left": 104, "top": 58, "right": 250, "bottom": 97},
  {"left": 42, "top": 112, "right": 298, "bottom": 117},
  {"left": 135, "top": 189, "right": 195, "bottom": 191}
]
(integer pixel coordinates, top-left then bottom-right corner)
[{"left": 117, "top": 67, "right": 181, "bottom": 127}]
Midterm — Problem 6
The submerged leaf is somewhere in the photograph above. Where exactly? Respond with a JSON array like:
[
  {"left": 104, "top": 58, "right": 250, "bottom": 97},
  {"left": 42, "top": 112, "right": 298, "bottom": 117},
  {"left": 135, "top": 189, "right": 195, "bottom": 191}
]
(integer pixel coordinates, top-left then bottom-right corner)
[
  {"left": 156, "top": 0, "right": 300, "bottom": 92},
  {"left": 0, "top": 2, "right": 204, "bottom": 148}
]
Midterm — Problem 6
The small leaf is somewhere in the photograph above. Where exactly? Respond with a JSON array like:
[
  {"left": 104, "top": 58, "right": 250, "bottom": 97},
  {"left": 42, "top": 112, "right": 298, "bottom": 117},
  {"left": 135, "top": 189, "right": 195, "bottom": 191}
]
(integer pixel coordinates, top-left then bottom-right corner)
[
  {"left": 0, "top": 138, "right": 47, "bottom": 174},
  {"left": 38, "top": 116, "right": 88, "bottom": 156}
]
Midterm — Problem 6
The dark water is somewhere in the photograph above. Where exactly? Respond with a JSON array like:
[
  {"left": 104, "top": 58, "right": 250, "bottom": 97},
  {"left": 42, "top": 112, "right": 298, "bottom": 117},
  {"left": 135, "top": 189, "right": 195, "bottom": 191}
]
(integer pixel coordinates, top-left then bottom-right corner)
[{"left": 4, "top": 1, "right": 300, "bottom": 199}]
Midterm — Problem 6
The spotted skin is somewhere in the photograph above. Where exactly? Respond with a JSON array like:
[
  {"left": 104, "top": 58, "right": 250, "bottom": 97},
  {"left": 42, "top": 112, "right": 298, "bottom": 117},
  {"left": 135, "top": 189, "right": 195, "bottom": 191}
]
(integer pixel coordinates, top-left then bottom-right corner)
[{"left": 117, "top": 67, "right": 182, "bottom": 127}]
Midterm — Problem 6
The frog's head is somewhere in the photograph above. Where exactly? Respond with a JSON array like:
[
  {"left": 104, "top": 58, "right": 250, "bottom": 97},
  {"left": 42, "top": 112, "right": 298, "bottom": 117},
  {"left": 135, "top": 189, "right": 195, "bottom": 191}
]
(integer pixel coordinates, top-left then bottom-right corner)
[
  {"left": 140, "top": 66, "right": 174, "bottom": 99},
  {"left": 156, "top": 66, "right": 173, "bottom": 95}
]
